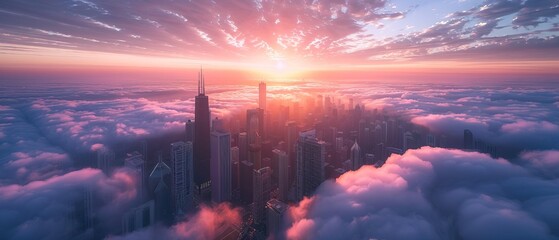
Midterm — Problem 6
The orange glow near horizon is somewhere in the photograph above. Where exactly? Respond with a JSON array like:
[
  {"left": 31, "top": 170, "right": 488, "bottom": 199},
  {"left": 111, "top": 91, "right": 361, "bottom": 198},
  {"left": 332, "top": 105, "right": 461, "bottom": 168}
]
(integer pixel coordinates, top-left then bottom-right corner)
[{"left": 1, "top": 43, "right": 559, "bottom": 83}]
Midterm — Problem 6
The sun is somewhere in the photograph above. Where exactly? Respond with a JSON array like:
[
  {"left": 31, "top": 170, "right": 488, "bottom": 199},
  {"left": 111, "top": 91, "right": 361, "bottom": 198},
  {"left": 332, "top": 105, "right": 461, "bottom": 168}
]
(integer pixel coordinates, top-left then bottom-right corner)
[{"left": 275, "top": 59, "right": 285, "bottom": 71}]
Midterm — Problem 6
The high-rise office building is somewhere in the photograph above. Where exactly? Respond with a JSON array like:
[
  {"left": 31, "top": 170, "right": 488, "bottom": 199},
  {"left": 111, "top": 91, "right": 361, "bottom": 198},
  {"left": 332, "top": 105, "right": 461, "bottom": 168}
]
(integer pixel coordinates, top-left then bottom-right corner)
[
  {"left": 148, "top": 156, "right": 172, "bottom": 223},
  {"left": 122, "top": 200, "right": 155, "bottom": 234},
  {"left": 464, "top": 129, "right": 474, "bottom": 149},
  {"left": 272, "top": 149, "right": 289, "bottom": 202},
  {"left": 350, "top": 140, "right": 362, "bottom": 171},
  {"left": 194, "top": 68, "right": 211, "bottom": 194},
  {"left": 238, "top": 132, "right": 248, "bottom": 162},
  {"left": 403, "top": 131, "right": 414, "bottom": 150},
  {"left": 249, "top": 143, "right": 262, "bottom": 170},
  {"left": 124, "top": 151, "right": 145, "bottom": 201},
  {"left": 211, "top": 130, "right": 231, "bottom": 203},
  {"left": 212, "top": 117, "right": 225, "bottom": 132},
  {"left": 296, "top": 130, "right": 326, "bottom": 201},
  {"left": 170, "top": 141, "right": 193, "bottom": 215},
  {"left": 253, "top": 167, "right": 272, "bottom": 224},
  {"left": 426, "top": 134, "right": 436, "bottom": 147},
  {"left": 231, "top": 147, "right": 240, "bottom": 197},
  {"left": 247, "top": 108, "right": 264, "bottom": 144},
  {"left": 285, "top": 121, "right": 299, "bottom": 185},
  {"left": 96, "top": 147, "right": 114, "bottom": 174},
  {"left": 266, "top": 199, "right": 288, "bottom": 239},
  {"left": 231, "top": 146, "right": 239, "bottom": 163},
  {"left": 185, "top": 119, "right": 194, "bottom": 143},
  {"left": 259, "top": 81, "right": 266, "bottom": 110},
  {"left": 240, "top": 160, "right": 254, "bottom": 204}
]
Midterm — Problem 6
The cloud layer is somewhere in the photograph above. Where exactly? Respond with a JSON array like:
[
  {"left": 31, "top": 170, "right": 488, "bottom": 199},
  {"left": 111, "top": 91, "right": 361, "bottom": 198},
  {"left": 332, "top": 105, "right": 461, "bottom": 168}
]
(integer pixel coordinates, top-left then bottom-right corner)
[
  {"left": 0, "top": 167, "right": 138, "bottom": 239},
  {"left": 1, "top": 78, "right": 558, "bottom": 239},
  {"left": 286, "top": 147, "right": 559, "bottom": 240}
]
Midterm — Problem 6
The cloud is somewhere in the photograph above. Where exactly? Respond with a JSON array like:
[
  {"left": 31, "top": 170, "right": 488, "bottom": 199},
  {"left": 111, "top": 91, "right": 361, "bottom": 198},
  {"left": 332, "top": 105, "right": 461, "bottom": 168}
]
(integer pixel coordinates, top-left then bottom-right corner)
[
  {"left": 501, "top": 120, "right": 559, "bottom": 133},
  {"left": 1, "top": 0, "right": 558, "bottom": 64},
  {"left": 108, "top": 203, "right": 242, "bottom": 240},
  {"left": 285, "top": 147, "right": 559, "bottom": 240},
  {"left": 519, "top": 150, "right": 559, "bottom": 179},
  {"left": 1, "top": 76, "right": 558, "bottom": 239},
  {"left": 0, "top": 167, "right": 138, "bottom": 240}
]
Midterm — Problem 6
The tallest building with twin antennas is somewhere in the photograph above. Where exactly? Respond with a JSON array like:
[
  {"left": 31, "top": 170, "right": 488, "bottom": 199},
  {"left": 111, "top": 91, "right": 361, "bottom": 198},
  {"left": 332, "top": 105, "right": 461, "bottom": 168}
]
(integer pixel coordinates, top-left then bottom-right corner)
[{"left": 193, "top": 68, "right": 211, "bottom": 196}]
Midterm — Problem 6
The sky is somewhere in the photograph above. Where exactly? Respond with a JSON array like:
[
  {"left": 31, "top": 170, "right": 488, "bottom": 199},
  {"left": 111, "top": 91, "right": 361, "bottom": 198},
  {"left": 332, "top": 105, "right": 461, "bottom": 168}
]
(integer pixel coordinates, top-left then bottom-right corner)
[{"left": 1, "top": 0, "right": 559, "bottom": 80}]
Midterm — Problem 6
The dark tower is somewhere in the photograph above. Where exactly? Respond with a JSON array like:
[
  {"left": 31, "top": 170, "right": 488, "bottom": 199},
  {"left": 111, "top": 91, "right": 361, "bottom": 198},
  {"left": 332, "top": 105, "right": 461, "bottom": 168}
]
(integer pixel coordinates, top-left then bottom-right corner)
[
  {"left": 194, "top": 68, "right": 211, "bottom": 194},
  {"left": 463, "top": 129, "right": 473, "bottom": 149}
]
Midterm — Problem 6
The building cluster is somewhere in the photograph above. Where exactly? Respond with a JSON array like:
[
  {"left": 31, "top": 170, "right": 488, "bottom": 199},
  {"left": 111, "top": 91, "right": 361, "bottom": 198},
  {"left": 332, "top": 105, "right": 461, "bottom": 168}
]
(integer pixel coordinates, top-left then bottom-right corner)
[{"left": 69, "top": 70, "right": 499, "bottom": 239}]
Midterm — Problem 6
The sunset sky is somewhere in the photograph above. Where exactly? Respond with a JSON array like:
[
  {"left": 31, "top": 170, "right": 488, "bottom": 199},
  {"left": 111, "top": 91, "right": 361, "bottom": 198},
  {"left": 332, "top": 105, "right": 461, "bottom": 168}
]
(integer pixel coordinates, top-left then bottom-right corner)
[{"left": 1, "top": 0, "right": 559, "bottom": 80}]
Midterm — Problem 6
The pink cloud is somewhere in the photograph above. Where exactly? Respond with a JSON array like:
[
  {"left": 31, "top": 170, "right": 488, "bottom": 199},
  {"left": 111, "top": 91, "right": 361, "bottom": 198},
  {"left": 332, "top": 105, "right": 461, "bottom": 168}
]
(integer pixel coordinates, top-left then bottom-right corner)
[
  {"left": 501, "top": 120, "right": 559, "bottom": 133},
  {"left": 110, "top": 203, "right": 242, "bottom": 240}
]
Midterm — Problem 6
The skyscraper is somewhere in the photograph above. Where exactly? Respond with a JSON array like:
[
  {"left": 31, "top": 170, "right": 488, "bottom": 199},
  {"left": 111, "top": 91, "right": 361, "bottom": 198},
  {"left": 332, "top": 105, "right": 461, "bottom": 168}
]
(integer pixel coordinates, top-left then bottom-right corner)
[
  {"left": 185, "top": 119, "right": 194, "bottom": 143},
  {"left": 240, "top": 160, "right": 254, "bottom": 204},
  {"left": 122, "top": 200, "right": 155, "bottom": 234},
  {"left": 266, "top": 199, "right": 288, "bottom": 239},
  {"left": 296, "top": 130, "right": 326, "bottom": 201},
  {"left": 272, "top": 149, "right": 289, "bottom": 202},
  {"left": 124, "top": 151, "right": 145, "bottom": 201},
  {"left": 96, "top": 147, "right": 114, "bottom": 174},
  {"left": 211, "top": 130, "right": 231, "bottom": 203},
  {"left": 148, "top": 155, "right": 172, "bottom": 223},
  {"left": 253, "top": 167, "right": 272, "bottom": 224},
  {"left": 464, "top": 129, "right": 474, "bottom": 149},
  {"left": 403, "top": 131, "right": 414, "bottom": 150},
  {"left": 285, "top": 121, "right": 299, "bottom": 185},
  {"left": 170, "top": 141, "right": 193, "bottom": 215},
  {"left": 194, "top": 68, "right": 211, "bottom": 195},
  {"left": 238, "top": 132, "right": 248, "bottom": 162},
  {"left": 350, "top": 140, "right": 362, "bottom": 171},
  {"left": 246, "top": 108, "right": 264, "bottom": 144},
  {"left": 259, "top": 81, "right": 266, "bottom": 110}
]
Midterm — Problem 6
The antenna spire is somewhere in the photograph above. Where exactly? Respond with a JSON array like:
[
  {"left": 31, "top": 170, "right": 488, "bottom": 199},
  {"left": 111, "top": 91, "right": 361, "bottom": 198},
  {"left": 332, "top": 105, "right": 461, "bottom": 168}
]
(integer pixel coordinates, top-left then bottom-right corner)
[{"left": 198, "top": 66, "right": 205, "bottom": 95}]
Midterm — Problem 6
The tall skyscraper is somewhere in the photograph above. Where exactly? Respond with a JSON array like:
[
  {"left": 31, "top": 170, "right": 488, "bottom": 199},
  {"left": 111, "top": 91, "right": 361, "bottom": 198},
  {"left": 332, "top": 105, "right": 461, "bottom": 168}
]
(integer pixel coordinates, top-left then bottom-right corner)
[
  {"left": 148, "top": 155, "right": 172, "bottom": 223},
  {"left": 426, "top": 134, "right": 436, "bottom": 147},
  {"left": 170, "top": 141, "right": 193, "bottom": 215},
  {"left": 259, "top": 81, "right": 266, "bottom": 110},
  {"left": 350, "top": 140, "right": 362, "bottom": 171},
  {"left": 249, "top": 143, "right": 262, "bottom": 170},
  {"left": 124, "top": 151, "right": 145, "bottom": 201},
  {"left": 285, "top": 121, "right": 299, "bottom": 185},
  {"left": 403, "top": 131, "right": 414, "bottom": 150},
  {"left": 240, "top": 160, "right": 254, "bottom": 204},
  {"left": 211, "top": 130, "right": 231, "bottom": 203},
  {"left": 464, "top": 129, "right": 474, "bottom": 149},
  {"left": 96, "top": 147, "right": 114, "bottom": 174},
  {"left": 185, "top": 119, "right": 194, "bottom": 143},
  {"left": 238, "top": 132, "right": 248, "bottom": 162},
  {"left": 194, "top": 68, "right": 211, "bottom": 194},
  {"left": 253, "top": 167, "right": 272, "bottom": 224},
  {"left": 266, "top": 199, "right": 288, "bottom": 239},
  {"left": 212, "top": 117, "right": 225, "bottom": 132},
  {"left": 246, "top": 108, "right": 264, "bottom": 144},
  {"left": 272, "top": 149, "right": 289, "bottom": 202},
  {"left": 296, "top": 130, "right": 326, "bottom": 201},
  {"left": 122, "top": 200, "right": 155, "bottom": 234}
]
